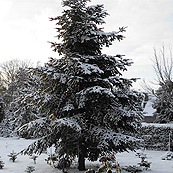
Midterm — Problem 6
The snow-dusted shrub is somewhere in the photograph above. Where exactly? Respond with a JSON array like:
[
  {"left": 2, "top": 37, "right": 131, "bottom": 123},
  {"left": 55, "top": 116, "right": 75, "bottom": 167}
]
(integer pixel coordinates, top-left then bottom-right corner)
[
  {"left": 0, "top": 157, "right": 4, "bottom": 169},
  {"left": 122, "top": 151, "right": 151, "bottom": 172},
  {"left": 122, "top": 165, "right": 142, "bottom": 172},
  {"left": 161, "top": 151, "right": 173, "bottom": 160},
  {"left": 8, "top": 150, "right": 18, "bottom": 162},
  {"left": 45, "top": 153, "right": 72, "bottom": 173},
  {"left": 56, "top": 158, "right": 72, "bottom": 169},
  {"left": 136, "top": 152, "right": 151, "bottom": 170},
  {"left": 25, "top": 166, "right": 35, "bottom": 173}
]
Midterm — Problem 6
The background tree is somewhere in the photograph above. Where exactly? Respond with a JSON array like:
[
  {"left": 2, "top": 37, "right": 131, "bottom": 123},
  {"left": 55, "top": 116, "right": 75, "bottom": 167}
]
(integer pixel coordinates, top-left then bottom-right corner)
[
  {"left": 0, "top": 59, "right": 33, "bottom": 103},
  {"left": 0, "top": 73, "right": 6, "bottom": 123},
  {"left": 153, "top": 46, "right": 173, "bottom": 85},
  {"left": 0, "top": 98, "right": 4, "bottom": 123},
  {"left": 0, "top": 73, "right": 6, "bottom": 95},
  {"left": 0, "top": 58, "right": 33, "bottom": 85},
  {"left": 9, "top": 68, "right": 42, "bottom": 128},
  {"left": 147, "top": 46, "right": 173, "bottom": 123},
  {"left": 0, "top": 59, "right": 36, "bottom": 137},
  {"left": 1, "top": 67, "right": 43, "bottom": 136},
  {"left": 18, "top": 0, "right": 143, "bottom": 170}
]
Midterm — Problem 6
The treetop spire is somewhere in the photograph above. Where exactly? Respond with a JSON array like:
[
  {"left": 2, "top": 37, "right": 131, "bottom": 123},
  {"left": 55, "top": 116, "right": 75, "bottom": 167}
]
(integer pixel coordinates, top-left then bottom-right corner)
[
  {"left": 62, "top": 0, "right": 90, "bottom": 7},
  {"left": 50, "top": 0, "right": 126, "bottom": 56}
]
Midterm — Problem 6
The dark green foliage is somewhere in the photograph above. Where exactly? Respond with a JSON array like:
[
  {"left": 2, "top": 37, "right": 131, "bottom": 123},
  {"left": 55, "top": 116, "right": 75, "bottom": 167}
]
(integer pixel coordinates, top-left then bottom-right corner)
[
  {"left": 139, "top": 124, "right": 173, "bottom": 151},
  {"left": 49, "top": 0, "right": 125, "bottom": 56},
  {"left": 56, "top": 158, "right": 71, "bottom": 169}
]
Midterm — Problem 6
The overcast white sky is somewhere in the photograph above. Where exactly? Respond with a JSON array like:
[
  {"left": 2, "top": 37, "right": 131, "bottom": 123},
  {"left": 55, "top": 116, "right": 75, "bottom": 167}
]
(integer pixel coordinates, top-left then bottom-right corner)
[{"left": 0, "top": 0, "right": 173, "bottom": 90}]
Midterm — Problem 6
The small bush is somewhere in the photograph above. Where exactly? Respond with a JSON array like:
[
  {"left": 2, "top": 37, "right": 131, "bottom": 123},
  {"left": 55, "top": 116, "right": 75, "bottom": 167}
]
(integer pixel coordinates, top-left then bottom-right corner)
[
  {"left": 25, "top": 166, "right": 35, "bottom": 173},
  {"left": 0, "top": 157, "right": 4, "bottom": 169},
  {"left": 8, "top": 150, "right": 17, "bottom": 162}
]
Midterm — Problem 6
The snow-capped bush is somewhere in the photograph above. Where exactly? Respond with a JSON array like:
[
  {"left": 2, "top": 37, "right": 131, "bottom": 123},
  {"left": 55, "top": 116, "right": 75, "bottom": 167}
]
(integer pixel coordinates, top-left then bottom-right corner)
[{"left": 0, "top": 156, "right": 4, "bottom": 169}]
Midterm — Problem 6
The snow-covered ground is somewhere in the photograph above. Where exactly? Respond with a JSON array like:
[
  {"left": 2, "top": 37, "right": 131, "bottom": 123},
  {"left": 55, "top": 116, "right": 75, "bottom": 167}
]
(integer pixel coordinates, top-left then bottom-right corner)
[
  {"left": 142, "top": 122, "right": 173, "bottom": 128},
  {"left": 0, "top": 137, "right": 173, "bottom": 172}
]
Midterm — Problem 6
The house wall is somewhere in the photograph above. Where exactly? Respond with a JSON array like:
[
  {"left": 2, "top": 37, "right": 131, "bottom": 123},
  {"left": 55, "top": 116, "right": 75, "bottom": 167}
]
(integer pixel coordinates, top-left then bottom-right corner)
[{"left": 143, "top": 115, "right": 156, "bottom": 123}]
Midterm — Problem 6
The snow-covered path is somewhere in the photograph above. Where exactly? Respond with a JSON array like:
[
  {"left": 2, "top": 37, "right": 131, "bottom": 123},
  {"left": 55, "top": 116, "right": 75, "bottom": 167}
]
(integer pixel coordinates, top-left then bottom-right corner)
[{"left": 0, "top": 137, "right": 173, "bottom": 172}]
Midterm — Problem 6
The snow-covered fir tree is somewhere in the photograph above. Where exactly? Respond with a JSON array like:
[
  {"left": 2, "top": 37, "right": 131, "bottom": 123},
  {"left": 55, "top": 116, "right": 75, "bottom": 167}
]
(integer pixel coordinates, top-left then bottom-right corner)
[
  {"left": 0, "top": 74, "right": 6, "bottom": 123},
  {"left": 0, "top": 97, "right": 4, "bottom": 123},
  {"left": 0, "top": 68, "right": 42, "bottom": 137},
  {"left": 0, "top": 79, "right": 17, "bottom": 137},
  {"left": 153, "top": 80, "right": 173, "bottom": 123},
  {"left": 18, "top": 0, "right": 143, "bottom": 170},
  {"left": 9, "top": 68, "right": 41, "bottom": 129}
]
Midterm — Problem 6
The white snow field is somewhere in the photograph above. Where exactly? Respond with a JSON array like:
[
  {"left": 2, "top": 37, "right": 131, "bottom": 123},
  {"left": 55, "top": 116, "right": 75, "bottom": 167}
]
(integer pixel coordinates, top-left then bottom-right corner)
[{"left": 0, "top": 137, "right": 173, "bottom": 173}]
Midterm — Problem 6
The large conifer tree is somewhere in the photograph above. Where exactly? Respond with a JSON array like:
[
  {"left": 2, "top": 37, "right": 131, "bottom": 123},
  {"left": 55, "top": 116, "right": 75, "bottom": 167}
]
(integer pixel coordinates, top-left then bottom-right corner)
[{"left": 19, "top": 0, "right": 143, "bottom": 170}]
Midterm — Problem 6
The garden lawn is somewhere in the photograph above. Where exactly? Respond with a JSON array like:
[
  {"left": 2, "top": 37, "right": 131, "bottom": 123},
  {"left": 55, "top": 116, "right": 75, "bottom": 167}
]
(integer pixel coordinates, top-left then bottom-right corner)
[{"left": 0, "top": 137, "right": 173, "bottom": 172}]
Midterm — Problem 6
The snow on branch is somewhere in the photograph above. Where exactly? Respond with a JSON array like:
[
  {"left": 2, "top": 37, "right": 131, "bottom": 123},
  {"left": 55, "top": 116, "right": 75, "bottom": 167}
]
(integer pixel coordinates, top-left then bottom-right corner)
[
  {"left": 62, "top": 103, "right": 75, "bottom": 112},
  {"left": 77, "top": 86, "right": 115, "bottom": 98},
  {"left": 90, "top": 126, "right": 140, "bottom": 152},
  {"left": 17, "top": 118, "right": 51, "bottom": 139},
  {"left": 19, "top": 116, "right": 82, "bottom": 155},
  {"left": 77, "top": 62, "right": 104, "bottom": 75},
  {"left": 53, "top": 116, "right": 82, "bottom": 133}
]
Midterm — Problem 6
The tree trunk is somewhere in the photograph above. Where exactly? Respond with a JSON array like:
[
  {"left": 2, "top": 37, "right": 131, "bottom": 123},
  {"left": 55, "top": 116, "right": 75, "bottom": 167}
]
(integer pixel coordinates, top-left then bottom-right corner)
[{"left": 78, "top": 151, "right": 86, "bottom": 171}]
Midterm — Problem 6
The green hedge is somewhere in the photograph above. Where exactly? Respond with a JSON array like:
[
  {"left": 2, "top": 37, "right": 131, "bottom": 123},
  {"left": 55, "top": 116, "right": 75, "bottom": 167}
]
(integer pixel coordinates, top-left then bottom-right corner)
[{"left": 139, "top": 123, "right": 173, "bottom": 151}]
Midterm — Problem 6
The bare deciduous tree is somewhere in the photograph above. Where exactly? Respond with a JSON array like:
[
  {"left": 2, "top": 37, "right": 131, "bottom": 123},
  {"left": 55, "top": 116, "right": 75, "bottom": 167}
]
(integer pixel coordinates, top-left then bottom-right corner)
[
  {"left": 152, "top": 45, "right": 173, "bottom": 86},
  {"left": 143, "top": 45, "right": 173, "bottom": 123},
  {"left": 0, "top": 59, "right": 33, "bottom": 85},
  {"left": 142, "top": 45, "right": 173, "bottom": 94}
]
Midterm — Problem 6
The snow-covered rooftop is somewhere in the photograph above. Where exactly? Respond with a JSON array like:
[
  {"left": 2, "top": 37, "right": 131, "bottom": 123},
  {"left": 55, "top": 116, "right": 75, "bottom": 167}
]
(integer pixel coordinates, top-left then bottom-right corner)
[{"left": 143, "top": 95, "right": 156, "bottom": 117}]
